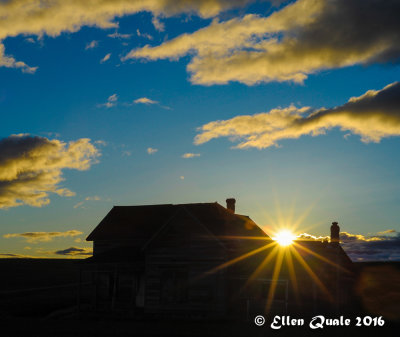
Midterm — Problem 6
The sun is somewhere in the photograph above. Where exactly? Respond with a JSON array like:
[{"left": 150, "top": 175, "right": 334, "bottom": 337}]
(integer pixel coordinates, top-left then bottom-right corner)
[{"left": 273, "top": 230, "right": 295, "bottom": 246}]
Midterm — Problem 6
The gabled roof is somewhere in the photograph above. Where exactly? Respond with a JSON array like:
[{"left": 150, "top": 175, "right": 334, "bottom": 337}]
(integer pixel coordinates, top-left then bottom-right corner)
[
  {"left": 86, "top": 202, "right": 269, "bottom": 248},
  {"left": 293, "top": 240, "right": 355, "bottom": 272}
]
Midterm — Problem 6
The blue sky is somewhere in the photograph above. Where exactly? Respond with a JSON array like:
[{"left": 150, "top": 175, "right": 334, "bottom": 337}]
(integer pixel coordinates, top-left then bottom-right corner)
[{"left": 1, "top": 0, "right": 400, "bottom": 260}]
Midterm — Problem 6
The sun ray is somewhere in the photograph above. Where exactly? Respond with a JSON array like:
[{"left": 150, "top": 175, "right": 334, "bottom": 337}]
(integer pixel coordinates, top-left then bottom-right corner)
[
  {"left": 290, "top": 246, "right": 333, "bottom": 302},
  {"left": 216, "top": 235, "right": 273, "bottom": 241},
  {"left": 293, "top": 241, "right": 351, "bottom": 274},
  {"left": 196, "top": 241, "right": 277, "bottom": 281},
  {"left": 265, "top": 247, "right": 285, "bottom": 312},
  {"left": 285, "top": 248, "right": 300, "bottom": 304},
  {"left": 242, "top": 245, "right": 279, "bottom": 289},
  {"left": 290, "top": 202, "right": 317, "bottom": 232}
]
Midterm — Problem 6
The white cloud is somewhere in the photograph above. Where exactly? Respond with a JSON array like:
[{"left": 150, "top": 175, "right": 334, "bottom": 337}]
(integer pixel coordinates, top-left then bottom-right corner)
[
  {"left": 0, "top": 134, "right": 100, "bottom": 208},
  {"left": 152, "top": 16, "right": 165, "bottom": 32},
  {"left": 182, "top": 153, "right": 201, "bottom": 158},
  {"left": 98, "top": 93, "right": 118, "bottom": 108},
  {"left": 147, "top": 147, "right": 158, "bottom": 154},
  {"left": 0, "top": 0, "right": 257, "bottom": 72},
  {"left": 0, "top": 43, "right": 37, "bottom": 73},
  {"left": 195, "top": 82, "right": 400, "bottom": 149},
  {"left": 3, "top": 230, "right": 83, "bottom": 243},
  {"left": 85, "top": 40, "right": 98, "bottom": 50},
  {"left": 94, "top": 140, "right": 107, "bottom": 146},
  {"left": 136, "top": 29, "right": 153, "bottom": 40},
  {"left": 125, "top": 0, "right": 400, "bottom": 85},
  {"left": 108, "top": 32, "right": 132, "bottom": 39},
  {"left": 73, "top": 195, "right": 101, "bottom": 208},
  {"left": 100, "top": 53, "right": 111, "bottom": 63},
  {"left": 134, "top": 97, "right": 158, "bottom": 105}
]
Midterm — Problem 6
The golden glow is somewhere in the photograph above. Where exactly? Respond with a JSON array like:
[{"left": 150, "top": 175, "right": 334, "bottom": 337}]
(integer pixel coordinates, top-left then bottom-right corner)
[
  {"left": 273, "top": 230, "right": 295, "bottom": 246},
  {"left": 195, "top": 197, "right": 340, "bottom": 314}
]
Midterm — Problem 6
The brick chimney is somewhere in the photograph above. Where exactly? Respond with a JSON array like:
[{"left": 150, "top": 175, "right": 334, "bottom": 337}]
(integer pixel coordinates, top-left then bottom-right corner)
[
  {"left": 330, "top": 221, "right": 340, "bottom": 244},
  {"left": 226, "top": 198, "right": 236, "bottom": 213}
]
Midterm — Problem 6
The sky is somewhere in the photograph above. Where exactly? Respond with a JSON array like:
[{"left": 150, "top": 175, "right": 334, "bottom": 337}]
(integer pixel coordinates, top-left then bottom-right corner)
[{"left": 0, "top": 0, "right": 400, "bottom": 261}]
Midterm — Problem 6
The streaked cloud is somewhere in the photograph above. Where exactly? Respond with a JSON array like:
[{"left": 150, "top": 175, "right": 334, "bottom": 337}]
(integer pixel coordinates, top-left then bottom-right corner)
[
  {"left": 94, "top": 140, "right": 107, "bottom": 146},
  {"left": 0, "top": 253, "right": 35, "bottom": 258},
  {"left": 296, "top": 233, "right": 329, "bottom": 241},
  {"left": 0, "top": 0, "right": 256, "bottom": 72},
  {"left": 147, "top": 147, "right": 158, "bottom": 154},
  {"left": 377, "top": 229, "right": 396, "bottom": 235},
  {"left": 3, "top": 230, "right": 83, "bottom": 243},
  {"left": 340, "top": 231, "right": 400, "bottom": 262},
  {"left": 136, "top": 29, "right": 153, "bottom": 40},
  {"left": 0, "top": 43, "right": 37, "bottom": 73},
  {"left": 126, "top": 0, "right": 400, "bottom": 85},
  {"left": 100, "top": 53, "right": 111, "bottom": 63},
  {"left": 73, "top": 195, "right": 101, "bottom": 209},
  {"left": 297, "top": 230, "right": 400, "bottom": 261},
  {"left": 107, "top": 32, "right": 131, "bottom": 39},
  {"left": 195, "top": 82, "right": 400, "bottom": 149},
  {"left": 0, "top": 134, "right": 100, "bottom": 209},
  {"left": 98, "top": 93, "right": 118, "bottom": 108},
  {"left": 133, "top": 97, "right": 171, "bottom": 110},
  {"left": 152, "top": 16, "right": 165, "bottom": 32},
  {"left": 134, "top": 97, "right": 158, "bottom": 105},
  {"left": 85, "top": 40, "right": 98, "bottom": 50},
  {"left": 182, "top": 153, "right": 201, "bottom": 158},
  {"left": 54, "top": 246, "right": 93, "bottom": 256}
]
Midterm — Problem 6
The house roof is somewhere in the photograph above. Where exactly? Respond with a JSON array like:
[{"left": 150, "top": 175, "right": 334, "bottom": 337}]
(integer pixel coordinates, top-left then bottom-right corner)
[
  {"left": 227, "top": 239, "right": 355, "bottom": 280},
  {"left": 86, "top": 202, "right": 269, "bottom": 248}
]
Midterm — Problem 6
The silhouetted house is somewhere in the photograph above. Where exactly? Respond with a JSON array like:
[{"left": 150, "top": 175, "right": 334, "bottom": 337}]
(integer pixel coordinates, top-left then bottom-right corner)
[{"left": 79, "top": 199, "right": 355, "bottom": 318}]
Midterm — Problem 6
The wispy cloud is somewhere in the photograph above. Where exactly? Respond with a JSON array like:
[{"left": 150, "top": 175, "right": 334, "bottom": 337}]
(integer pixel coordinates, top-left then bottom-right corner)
[
  {"left": 296, "top": 233, "right": 330, "bottom": 241},
  {"left": 107, "top": 32, "right": 131, "bottom": 39},
  {"left": 85, "top": 40, "right": 98, "bottom": 50},
  {"left": 100, "top": 53, "right": 111, "bottom": 63},
  {"left": 0, "top": 253, "right": 36, "bottom": 259},
  {"left": 97, "top": 93, "right": 118, "bottom": 108},
  {"left": 0, "top": 134, "right": 100, "bottom": 208},
  {"left": 136, "top": 29, "right": 153, "bottom": 40},
  {"left": 133, "top": 97, "right": 171, "bottom": 110},
  {"left": 182, "top": 153, "right": 200, "bottom": 158},
  {"left": 297, "top": 230, "right": 400, "bottom": 262},
  {"left": 147, "top": 147, "right": 158, "bottom": 155},
  {"left": 25, "top": 37, "right": 36, "bottom": 44},
  {"left": 195, "top": 82, "right": 400, "bottom": 149},
  {"left": 54, "top": 246, "right": 93, "bottom": 256},
  {"left": 151, "top": 16, "right": 165, "bottom": 32},
  {"left": 377, "top": 229, "right": 397, "bottom": 235},
  {"left": 125, "top": 0, "right": 400, "bottom": 85},
  {"left": 134, "top": 97, "right": 158, "bottom": 105},
  {"left": 0, "top": 43, "right": 37, "bottom": 74},
  {"left": 73, "top": 195, "right": 101, "bottom": 209},
  {"left": 3, "top": 230, "right": 83, "bottom": 243},
  {"left": 0, "top": 0, "right": 274, "bottom": 73},
  {"left": 340, "top": 231, "right": 400, "bottom": 262}
]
